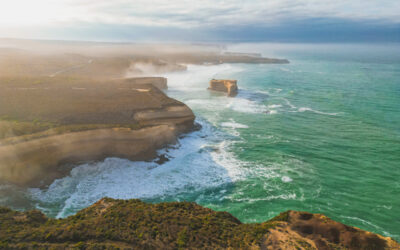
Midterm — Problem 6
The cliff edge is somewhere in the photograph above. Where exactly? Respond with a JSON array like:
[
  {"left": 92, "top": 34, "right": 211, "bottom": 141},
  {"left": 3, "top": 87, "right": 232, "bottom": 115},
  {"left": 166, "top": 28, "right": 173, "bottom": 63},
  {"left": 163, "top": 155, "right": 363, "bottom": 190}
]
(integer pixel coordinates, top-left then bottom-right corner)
[
  {"left": 0, "top": 77, "right": 195, "bottom": 187},
  {"left": 0, "top": 198, "right": 398, "bottom": 249}
]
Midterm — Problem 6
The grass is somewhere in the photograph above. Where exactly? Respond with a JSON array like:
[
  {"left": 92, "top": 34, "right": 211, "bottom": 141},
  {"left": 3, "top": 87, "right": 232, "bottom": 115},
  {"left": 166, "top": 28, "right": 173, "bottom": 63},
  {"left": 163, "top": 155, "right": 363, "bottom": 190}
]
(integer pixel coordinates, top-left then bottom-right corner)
[{"left": 0, "top": 198, "right": 288, "bottom": 249}]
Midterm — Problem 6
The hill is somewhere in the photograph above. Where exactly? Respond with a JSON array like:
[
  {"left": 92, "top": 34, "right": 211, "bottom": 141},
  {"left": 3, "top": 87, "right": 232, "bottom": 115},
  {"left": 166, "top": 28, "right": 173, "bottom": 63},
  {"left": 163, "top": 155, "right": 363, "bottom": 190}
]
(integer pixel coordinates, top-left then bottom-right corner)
[{"left": 0, "top": 198, "right": 398, "bottom": 249}]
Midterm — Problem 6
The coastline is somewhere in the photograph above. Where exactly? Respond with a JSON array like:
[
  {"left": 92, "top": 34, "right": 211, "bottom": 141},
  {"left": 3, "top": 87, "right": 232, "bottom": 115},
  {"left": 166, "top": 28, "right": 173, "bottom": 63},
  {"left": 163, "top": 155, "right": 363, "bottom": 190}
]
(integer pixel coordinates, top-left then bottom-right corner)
[
  {"left": 0, "top": 44, "right": 287, "bottom": 187},
  {"left": 0, "top": 40, "right": 398, "bottom": 243},
  {"left": 0, "top": 125, "right": 187, "bottom": 187},
  {"left": 0, "top": 77, "right": 195, "bottom": 187}
]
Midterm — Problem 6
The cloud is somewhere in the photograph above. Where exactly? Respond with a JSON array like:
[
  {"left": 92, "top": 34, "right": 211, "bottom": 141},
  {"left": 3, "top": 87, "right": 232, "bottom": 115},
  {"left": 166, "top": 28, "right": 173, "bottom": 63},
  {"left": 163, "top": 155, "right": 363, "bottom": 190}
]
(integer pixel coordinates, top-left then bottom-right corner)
[
  {"left": 0, "top": 0, "right": 399, "bottom": 41},
  {"left": 1, "top": 0, "right": 400, "bottom": 28}
]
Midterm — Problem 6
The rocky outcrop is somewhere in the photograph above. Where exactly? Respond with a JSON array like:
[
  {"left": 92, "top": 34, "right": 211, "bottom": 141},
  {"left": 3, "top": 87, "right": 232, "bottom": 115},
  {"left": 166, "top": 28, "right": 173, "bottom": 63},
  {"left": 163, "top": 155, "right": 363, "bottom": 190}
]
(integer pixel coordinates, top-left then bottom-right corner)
[
  {"left": 0, "top": 78, "right": 195, "bottom": 187},
  {"left": 208, "top": 79, "right": 238, "bottom": 97},
  {"left": 264, "top": 210, "right": 399, "bottom": 250},
  {"left": 0, "top": 198, "right": 398, "bottom": 249}
]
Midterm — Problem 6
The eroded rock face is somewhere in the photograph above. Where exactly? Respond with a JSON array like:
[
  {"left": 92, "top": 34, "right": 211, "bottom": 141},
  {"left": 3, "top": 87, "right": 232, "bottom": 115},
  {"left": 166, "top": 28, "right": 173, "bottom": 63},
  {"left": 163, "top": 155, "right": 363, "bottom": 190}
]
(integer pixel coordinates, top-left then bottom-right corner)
[
  {"left": 0, "top": 198, "right": 397, "bottom": 249},
  {"left": 0, "top": 126, "right": 180, "bottom": 187},
  {"left": 0, "top": 79, "right": 195, "bottom": 187},
  {"left": 208, "top": 79, "right": 238, "bottom": 97},
  {"left": 264, "top": 210, "right": 400, "bottom": 250}
]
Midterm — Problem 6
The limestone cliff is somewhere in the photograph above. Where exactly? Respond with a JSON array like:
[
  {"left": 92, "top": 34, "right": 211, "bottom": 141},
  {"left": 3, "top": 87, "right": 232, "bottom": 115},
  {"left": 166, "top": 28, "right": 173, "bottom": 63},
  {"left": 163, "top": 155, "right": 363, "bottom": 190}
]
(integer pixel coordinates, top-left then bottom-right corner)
[
  {"left": 208, "top": 79, "right": 238, "bottom": 97},
  {"left": 0, "top": 78, "right": 195, "bottom": 187},
  {"left": 0, "top": 198, "right": 398, "bottom": 249}
]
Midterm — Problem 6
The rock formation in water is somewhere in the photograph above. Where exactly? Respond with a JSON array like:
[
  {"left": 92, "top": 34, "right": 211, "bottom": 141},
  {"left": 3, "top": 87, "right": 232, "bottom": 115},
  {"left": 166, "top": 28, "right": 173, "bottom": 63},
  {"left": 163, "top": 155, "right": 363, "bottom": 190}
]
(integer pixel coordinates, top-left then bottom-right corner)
[
  {"left": 208, "top": 79, "right": 238, "bottom": 97},
  {"left": 0, "top": 77, "right": 194, "bottom": 187},
  {"left": 0, "top": 198, "right": 398, "bottom": 249}
]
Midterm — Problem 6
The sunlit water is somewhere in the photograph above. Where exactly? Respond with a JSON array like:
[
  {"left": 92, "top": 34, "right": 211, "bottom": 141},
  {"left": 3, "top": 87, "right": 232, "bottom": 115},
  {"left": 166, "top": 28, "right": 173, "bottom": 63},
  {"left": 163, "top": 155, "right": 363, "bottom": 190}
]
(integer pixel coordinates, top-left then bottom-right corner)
[{"left": 1, "top": 43, "right": 399, "bottom": 240}]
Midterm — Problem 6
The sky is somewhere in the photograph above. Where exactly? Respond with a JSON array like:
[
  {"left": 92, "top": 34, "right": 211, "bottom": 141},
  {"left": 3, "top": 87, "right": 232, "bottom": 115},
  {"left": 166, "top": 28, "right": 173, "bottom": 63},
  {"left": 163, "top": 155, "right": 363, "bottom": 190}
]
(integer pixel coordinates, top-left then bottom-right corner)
[{"left": 0, "top": 0, "right": 399, "bottom": 42}]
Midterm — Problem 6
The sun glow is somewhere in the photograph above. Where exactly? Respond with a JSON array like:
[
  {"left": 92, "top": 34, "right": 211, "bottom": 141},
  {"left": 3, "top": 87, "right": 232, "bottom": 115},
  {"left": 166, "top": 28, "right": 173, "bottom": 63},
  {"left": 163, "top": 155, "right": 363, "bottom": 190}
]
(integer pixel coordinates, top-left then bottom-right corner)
[{"left": 0, "top": 0, "right": 84, "bottom": 26}]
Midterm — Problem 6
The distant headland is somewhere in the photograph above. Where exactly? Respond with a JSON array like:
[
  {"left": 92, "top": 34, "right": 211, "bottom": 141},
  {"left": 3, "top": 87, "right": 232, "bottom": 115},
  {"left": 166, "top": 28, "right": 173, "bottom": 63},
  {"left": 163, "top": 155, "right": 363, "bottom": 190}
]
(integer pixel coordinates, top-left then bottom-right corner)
[{"left": 0, "top": 39, "right": 288, "bottom": 187}]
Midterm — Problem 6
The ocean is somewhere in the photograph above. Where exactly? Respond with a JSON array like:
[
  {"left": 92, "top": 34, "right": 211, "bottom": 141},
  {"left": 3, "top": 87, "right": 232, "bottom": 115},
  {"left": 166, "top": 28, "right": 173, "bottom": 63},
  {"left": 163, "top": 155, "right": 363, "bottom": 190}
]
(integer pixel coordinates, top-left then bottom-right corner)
[{"left": 1, "top": 43, "right": 399, "bottom": 240}]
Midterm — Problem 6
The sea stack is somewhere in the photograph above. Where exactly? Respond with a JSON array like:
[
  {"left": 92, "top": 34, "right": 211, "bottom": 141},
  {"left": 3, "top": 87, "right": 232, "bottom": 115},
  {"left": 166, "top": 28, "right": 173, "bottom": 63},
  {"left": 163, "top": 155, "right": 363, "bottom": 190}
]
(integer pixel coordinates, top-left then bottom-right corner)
[{"left": 208, "top": 79, "right": 238, "bottom": 97}]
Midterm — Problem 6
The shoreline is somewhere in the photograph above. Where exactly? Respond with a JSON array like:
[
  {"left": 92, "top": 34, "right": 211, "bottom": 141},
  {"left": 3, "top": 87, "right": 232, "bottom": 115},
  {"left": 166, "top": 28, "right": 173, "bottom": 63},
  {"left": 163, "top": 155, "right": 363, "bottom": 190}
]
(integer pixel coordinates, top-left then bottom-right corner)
[
  {"left": 0, "top": 77, "right": 196, "bottom": 187},
  {"left": 0, "top": 124, "right": 193, "bottom": 187},
  {"left": 0, "top": 42, "right": 288, "bottom": 187},
  {"left": 1, "top": 40, "right": 398, "bottom": 244}
]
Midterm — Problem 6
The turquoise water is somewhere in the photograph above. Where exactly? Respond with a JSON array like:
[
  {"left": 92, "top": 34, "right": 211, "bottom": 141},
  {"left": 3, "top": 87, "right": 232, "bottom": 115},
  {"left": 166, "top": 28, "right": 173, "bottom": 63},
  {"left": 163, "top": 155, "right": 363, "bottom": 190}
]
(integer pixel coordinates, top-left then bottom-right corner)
[{"left": 1, "top": 43, "right": 399, "bottom": 240}]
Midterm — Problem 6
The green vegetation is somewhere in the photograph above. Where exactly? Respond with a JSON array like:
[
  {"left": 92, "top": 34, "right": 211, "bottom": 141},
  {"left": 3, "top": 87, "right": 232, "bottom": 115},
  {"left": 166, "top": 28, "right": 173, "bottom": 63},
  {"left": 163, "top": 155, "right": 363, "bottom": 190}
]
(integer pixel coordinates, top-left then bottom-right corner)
[
  {"left": 0, "top": 198, "right": 398, "bottom": 249},
  {"left": 0, "top": 198, "right": 287, "bottom": 249},
  {"left": 268, "top": 210, "right": 290, "bottom": 222},
  {"left": 0, "top": 118, "right": 55, "bottom": 139}
]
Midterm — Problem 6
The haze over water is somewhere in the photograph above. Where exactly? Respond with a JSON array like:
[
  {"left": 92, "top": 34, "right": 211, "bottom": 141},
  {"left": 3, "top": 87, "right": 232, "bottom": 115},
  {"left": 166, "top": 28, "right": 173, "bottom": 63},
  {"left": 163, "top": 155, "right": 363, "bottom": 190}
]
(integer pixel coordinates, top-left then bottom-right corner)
[{"left": 1, "top": 43, "right": 399, "bottom": 240}]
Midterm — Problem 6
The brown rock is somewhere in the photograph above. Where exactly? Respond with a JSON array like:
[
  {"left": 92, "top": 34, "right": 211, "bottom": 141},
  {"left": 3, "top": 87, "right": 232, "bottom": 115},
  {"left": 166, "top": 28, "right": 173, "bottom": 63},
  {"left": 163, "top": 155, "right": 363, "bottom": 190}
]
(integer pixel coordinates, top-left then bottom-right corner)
[
  {"left": 208, "top": 79, "right": 238, "bottom": 97},
  {"left": 0, "top": 77, "right": 195, "bottom": 187},
  {"left": 262, "top": 210, "right": 400, "bottom": 250}
]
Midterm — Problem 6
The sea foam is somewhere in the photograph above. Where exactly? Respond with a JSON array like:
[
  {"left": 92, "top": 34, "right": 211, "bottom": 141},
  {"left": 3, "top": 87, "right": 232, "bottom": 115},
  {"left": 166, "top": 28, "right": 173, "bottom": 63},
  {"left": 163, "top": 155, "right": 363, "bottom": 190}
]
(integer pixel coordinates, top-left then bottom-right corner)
[
  {"left": 297, "top": 107, "right": 338, "bottom": 116},
  {"left": 29, "top": 120, "right": 247, "bottom": 218},
  {"left": 221, "top": 121, "right": 249, "bottom": 129}
]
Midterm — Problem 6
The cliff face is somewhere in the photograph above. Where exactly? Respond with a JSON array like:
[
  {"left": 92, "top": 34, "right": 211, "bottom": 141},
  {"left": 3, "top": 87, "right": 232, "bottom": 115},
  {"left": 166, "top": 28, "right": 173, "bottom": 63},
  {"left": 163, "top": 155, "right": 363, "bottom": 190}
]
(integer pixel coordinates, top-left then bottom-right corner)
[
  {"left": 0, "top": 78, "right": 195, "bottom": 187},
  {"left": 0, "top": 198, "right": 397, "bottom": 250},
  {"left": 208, "top": 79, "right": 238, "bottom": 97},
  {"left": 0, "top": 126, "right": 180, "bottom": 187}
]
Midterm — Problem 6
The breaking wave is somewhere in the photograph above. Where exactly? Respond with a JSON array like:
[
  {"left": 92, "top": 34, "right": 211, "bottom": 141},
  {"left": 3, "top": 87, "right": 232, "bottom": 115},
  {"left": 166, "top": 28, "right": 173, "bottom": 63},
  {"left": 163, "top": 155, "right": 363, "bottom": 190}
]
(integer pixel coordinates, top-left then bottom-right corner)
[{"left": 29, "top": 120, "right": 248, "bottom": 218}]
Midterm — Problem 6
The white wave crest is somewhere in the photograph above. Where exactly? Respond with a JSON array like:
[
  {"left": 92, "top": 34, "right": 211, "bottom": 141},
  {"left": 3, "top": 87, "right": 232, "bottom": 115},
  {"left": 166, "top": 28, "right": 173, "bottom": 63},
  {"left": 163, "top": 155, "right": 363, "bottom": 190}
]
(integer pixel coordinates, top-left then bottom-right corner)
[
  {"left": 221, "top": 121, "right": 249, "bottom": 129},
  {"left": 29, "top": 120, "right": 247, "bottom": 218},
  {"left": 268, "top": 104, "right": 282, "bottom": 109},
  {"left": 226, "top": 98, "right": 267, "bottom": 114},
  {"left": 281, "top": 176, "right": 293, "bottom": 183},
  {"left": 298, "top": 107, "right": 338, "bottom": 116}
]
